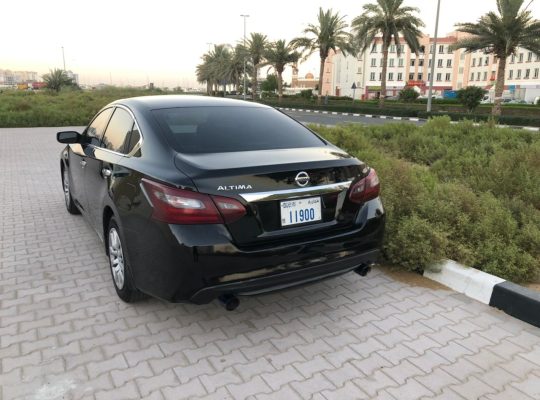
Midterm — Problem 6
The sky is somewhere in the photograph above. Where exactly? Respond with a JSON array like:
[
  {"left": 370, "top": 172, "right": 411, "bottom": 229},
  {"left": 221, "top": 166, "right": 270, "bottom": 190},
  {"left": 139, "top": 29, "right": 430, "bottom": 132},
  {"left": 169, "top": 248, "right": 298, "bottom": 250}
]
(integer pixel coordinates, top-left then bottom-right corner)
[{"left": 2, "top": 0, "right": 539, "bottom": 88}]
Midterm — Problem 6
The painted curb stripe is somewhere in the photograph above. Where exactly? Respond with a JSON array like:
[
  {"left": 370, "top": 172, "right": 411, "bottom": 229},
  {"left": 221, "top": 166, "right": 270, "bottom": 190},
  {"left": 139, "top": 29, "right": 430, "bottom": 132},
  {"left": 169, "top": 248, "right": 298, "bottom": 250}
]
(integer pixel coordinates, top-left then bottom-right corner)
[
  {"left": 490, "top": 281, "right": 540, "bottom": 328},
  {"left": 278, "top": 107, "right": 538, "bottom": 130},
  {"left": 424, "top": 260, "right": 540, "bottom": 328}
]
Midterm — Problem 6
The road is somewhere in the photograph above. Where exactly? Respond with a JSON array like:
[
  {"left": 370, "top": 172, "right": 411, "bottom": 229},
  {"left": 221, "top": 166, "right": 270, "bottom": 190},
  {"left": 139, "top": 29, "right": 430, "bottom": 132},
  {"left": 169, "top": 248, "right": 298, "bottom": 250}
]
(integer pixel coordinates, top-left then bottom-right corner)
[
  {"left": 280, "top": 108, "right": 426, "bottom": 126},
  {"left": 0, "top": 127, "right": 539, "bottom": 400}
]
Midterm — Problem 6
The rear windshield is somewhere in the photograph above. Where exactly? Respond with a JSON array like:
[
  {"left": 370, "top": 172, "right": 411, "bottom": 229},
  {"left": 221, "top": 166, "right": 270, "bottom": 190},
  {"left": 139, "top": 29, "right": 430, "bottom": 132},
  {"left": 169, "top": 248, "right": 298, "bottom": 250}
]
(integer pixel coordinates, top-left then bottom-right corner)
[{"left": 152, "top": 106, "right": 325, "bottom": 153}]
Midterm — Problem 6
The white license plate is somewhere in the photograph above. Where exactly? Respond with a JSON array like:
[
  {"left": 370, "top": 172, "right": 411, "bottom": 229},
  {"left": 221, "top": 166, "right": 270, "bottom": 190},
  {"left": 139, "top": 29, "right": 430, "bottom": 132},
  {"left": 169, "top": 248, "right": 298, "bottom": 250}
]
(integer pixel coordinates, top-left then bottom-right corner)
[{"left": 280, "top": 197, "right": 322, "bottom": 227}]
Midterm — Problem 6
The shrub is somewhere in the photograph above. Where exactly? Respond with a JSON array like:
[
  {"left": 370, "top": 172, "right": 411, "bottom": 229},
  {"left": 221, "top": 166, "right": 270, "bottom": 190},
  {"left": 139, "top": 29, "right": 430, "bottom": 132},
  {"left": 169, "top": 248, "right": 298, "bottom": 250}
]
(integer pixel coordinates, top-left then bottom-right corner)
[
  {"left": 300, "top": 89, "right": 313, "bottom": 100},
  {"left": 417, "top": 111, "right": 540, "bottom": 127},
  {"left": 456, "top": 86, "right": 487, "bottom": 113},
  {"left": 399, "top": 87, "right": 419, "bottom": 102},
  {"left": 0, "top": 87, "right": 185, "bottom": 127},
  {"left": 309, "top": 121, "right": 540, "bottom": 283},
  {"left": 384, "top": 215, "right": 448, "bottom": 272}
]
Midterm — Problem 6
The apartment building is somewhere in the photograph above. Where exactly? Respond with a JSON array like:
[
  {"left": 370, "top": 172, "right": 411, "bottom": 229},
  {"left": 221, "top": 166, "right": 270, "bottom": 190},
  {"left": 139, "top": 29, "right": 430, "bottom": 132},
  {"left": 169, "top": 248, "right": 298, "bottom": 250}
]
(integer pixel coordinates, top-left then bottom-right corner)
[
  {"left": 0, "top": 69, "right": 38, "bottom": 85},
  {"left": 324, "top": 32, "right": 540, "bottom": 101},
  {"left": 325, "top": 34, "right": 463, "bottom": 99},
  {"left": 466, "top": 50, "right": 540, "bottom": 102}
]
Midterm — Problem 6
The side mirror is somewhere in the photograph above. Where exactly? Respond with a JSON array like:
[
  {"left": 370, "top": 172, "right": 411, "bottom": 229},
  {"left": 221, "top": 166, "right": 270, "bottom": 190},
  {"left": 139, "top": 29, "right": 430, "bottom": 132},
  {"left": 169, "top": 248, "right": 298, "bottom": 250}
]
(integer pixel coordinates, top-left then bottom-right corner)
[{"left": 57, "top": 131, "right": 81, "bottom": 144}]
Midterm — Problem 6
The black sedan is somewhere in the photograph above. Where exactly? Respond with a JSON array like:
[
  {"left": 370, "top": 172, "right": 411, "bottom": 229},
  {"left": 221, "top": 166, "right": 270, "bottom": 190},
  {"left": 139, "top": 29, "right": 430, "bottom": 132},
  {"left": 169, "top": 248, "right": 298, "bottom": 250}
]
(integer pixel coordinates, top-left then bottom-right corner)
[{"left": 57, "top": 95, "right": 385, "bottom": 309}]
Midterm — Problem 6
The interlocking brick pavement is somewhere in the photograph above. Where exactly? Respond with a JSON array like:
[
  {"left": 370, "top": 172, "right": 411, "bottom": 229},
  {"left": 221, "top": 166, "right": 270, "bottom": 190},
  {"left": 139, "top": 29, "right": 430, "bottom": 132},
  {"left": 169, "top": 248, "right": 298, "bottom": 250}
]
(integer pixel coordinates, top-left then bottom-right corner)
[{"left": 1, "top": 127, "right": 539, "bottom": 400}]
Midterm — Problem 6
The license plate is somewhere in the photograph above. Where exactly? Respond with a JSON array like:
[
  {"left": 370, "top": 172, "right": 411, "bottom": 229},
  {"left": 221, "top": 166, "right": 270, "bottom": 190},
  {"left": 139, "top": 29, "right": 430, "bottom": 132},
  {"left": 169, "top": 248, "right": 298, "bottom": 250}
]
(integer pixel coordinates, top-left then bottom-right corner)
[{"left": 280, "top": 197, "right": 322, "bottom": 227}]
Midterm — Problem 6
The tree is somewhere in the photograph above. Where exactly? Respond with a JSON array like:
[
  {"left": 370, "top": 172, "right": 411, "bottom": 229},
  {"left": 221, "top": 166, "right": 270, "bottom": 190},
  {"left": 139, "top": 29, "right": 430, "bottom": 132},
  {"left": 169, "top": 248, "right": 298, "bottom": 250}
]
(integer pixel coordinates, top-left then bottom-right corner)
[
  {"left": 399, "top": 87, "right": 419, "bottom": 102},
  {"left": 261, "top": 74, "right": 278, "bottom": 92},
  {"left": 457, "top": 86, "right": 487, "bottom": 113},
  {"left": 229, "top": 44, "right": 249, "bottom": 92},
  {"left": 352, "top": 0, "right": 424, "bottom": 109},
  {"left": 291, "top": 8, "right": 354, "bottom": 105},
  {"left": 246, "top": 33, "right": 268, "bottom": 100},
  {"left": 42, "top": 69, "right": 73, "bottom": 93},
  {"left": 195, "top": 57, "right": 213, "bottom": 95},
  {"left": 451, "top": 0, "right": 540, "bottom": 116},
  {"left": 196, "top": 44, "right": 234, "bottom": 96},
  {"left": 263, "top": 40, "right": 300, "bottom": 101}
]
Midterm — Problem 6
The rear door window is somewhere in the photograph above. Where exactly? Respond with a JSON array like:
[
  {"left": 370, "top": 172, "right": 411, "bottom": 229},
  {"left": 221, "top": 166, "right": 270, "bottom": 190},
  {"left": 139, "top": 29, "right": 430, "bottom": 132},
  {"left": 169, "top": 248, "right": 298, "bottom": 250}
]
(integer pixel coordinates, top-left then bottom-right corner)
[
  {"left": 101, "top": 107, "right": 135, "bottom": 154},
  {"left": 85, "top": 108, "right": 114, "bottom": 146},
  {"left": 124, "top": 125, "right": 141, "bottom": 155},
  {"left": 152, "top": 106, "right": 325, "bottom": 153}
]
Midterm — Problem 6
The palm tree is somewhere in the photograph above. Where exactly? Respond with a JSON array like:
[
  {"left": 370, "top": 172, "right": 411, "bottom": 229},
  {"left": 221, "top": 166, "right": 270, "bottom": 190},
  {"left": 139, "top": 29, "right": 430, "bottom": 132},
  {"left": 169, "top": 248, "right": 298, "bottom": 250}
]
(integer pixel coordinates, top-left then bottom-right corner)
[
  {"left": 42, "top": 68, "right": 73, "bottom": 93},
  {"left": 352, "top": 0, "right": 424, "bottom": 108},
  {"left": 229, "top": 44, "right": 250, "bottom": 92},
  {"left": 264, "top": 40, "right": 300, "bottom": 102},
  {"left": 196, "top": 56, "right": 213, "bottom": 95},
  {"left": 451, "top": 0, "right": 540, "bottom": 116},
  {"left": 211, "top": 44, "right": 233, "bottom": 94},
  {"left": 196, "top": 45, "right": 233, "bottom": 96},
  {"left": 246, "top": 33, "right": 268, "bottom": 100},
  {"left": 291, "top": 8, "right": 354, "bottom": 105}
]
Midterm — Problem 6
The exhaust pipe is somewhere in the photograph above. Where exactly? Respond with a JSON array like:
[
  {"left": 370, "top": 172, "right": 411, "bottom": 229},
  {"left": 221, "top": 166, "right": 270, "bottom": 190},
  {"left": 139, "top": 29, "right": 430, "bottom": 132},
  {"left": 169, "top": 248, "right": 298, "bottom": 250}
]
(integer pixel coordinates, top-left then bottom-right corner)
[
  {"left": 354, "top": 263, "right": 374, "bottom": 277},
  {"left": 218, "top": 294, "right": 239, "bottom": 311}
]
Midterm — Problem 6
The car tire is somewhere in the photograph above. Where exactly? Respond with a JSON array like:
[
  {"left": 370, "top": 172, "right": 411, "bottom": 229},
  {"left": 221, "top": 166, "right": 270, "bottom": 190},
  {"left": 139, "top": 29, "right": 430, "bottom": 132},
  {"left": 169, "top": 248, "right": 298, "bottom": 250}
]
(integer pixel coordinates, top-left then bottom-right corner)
[
  {"left": 107, "top": 217, "right": 146, "bottom": 303},
  {"left": 62, "top": 167, "right": 80, "bottom": 215}
]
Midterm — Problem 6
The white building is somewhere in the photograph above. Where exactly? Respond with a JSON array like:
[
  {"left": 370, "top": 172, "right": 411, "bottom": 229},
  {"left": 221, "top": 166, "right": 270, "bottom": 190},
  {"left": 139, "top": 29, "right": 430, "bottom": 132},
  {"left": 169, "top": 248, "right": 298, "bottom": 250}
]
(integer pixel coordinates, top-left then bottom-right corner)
[{"left": 322, "top": 32, "right": 540, "bottom": 102}]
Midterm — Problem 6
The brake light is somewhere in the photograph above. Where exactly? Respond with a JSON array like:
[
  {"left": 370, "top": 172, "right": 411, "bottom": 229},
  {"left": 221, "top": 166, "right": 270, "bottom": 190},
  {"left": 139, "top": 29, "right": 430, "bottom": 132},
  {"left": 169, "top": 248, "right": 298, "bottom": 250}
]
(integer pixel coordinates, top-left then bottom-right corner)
[
  {"left": 141, "top": 179, "right": 246, "bottom": 224},
  {"left": 212, "top": 195, "right": 247, "bottom": 223},
  {"left": 348, "top": 169, "right": 380, "bottom": 203}
]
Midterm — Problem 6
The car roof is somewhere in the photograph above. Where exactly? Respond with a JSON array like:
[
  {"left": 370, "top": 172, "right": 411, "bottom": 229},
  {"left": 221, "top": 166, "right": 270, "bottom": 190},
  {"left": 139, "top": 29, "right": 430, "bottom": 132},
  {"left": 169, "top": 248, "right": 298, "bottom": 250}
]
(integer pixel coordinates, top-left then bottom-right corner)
[{"left": 112, "top": 95, "right": 271, "bottom": 111}]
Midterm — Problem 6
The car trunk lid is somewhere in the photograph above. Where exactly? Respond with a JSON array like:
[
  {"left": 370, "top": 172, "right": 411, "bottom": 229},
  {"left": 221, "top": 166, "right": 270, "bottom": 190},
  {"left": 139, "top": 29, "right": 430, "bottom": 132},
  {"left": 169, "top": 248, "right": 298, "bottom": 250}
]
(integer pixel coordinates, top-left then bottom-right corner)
[{"left": 175, "top": 147, "right": 367, "bottom": 246}]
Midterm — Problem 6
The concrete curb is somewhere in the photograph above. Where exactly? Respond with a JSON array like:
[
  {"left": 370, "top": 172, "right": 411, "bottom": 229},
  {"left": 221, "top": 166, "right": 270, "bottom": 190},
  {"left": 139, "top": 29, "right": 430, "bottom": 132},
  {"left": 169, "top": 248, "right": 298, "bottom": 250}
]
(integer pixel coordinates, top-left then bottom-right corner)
[
  {"left": 276, "top": 107, "right": 425, "bottom": 123},
  {"left": 424, "top": 260, "right": 540, "bottom": 328},
  {"left": 278, "top": 107, "right": 540, "bottom": 131}
]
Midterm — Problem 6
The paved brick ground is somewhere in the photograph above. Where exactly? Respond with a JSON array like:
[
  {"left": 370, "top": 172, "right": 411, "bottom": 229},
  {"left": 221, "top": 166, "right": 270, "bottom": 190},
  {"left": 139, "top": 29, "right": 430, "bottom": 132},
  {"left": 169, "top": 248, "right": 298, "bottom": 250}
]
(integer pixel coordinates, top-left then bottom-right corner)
[{"left": 1, "top": 127, "right": 540, "bottom": 400}]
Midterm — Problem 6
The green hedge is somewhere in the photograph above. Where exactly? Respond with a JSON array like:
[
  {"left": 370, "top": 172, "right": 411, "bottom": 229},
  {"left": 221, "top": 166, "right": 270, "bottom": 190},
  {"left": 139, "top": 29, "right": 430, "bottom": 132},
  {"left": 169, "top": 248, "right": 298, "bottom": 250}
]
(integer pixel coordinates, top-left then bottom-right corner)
[
  {"left": 260, "top": 100, "right": 540, "bottom": 126},
  {"left": 312, "top": 118, "right": 540, "bottom": 283},
  {"left": 417, "top": 111, "right": 540, "bottom": 127}
]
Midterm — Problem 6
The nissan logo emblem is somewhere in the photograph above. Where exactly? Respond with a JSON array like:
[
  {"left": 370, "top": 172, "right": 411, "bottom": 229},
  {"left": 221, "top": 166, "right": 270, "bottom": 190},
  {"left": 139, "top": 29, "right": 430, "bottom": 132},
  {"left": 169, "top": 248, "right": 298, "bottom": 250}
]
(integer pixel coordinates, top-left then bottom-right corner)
[{"left": 294, "top": 171, "right": 310, "bottom": 187}]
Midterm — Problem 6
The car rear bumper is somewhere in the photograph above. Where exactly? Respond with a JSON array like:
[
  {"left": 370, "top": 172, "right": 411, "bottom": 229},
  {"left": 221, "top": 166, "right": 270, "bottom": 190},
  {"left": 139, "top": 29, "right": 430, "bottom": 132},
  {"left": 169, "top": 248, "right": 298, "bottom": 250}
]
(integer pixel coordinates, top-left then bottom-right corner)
[
  {"left": 189, "top": 248, "right": 380, "bottom": 304},
  {"left": 125, "top": 198, "right": 385, "bottom": 303}
]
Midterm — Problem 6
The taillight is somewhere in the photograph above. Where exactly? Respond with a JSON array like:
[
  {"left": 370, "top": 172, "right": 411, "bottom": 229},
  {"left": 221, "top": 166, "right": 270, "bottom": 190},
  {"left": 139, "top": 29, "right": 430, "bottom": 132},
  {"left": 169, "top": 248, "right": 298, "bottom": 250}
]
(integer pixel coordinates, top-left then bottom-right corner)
[
  {"left": 141, "top": 179, "right": 246, "bottom": 224},
  {"left": 212, "top": 195, "right": 247, "bottom": 223},
  {"left": 348, "top": 169, "right": 380, "bottom": 203}
]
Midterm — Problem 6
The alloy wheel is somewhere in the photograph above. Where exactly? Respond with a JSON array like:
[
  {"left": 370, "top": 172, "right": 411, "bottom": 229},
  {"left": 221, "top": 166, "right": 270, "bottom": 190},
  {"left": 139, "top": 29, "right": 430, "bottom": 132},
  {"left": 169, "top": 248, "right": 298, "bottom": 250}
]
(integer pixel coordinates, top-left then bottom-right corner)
[
  {"left": 108, "top": 228, "right": 125, "bottom": 290},
  {"left": 63, "top": 169, "right": 71, "bottom": 206}
]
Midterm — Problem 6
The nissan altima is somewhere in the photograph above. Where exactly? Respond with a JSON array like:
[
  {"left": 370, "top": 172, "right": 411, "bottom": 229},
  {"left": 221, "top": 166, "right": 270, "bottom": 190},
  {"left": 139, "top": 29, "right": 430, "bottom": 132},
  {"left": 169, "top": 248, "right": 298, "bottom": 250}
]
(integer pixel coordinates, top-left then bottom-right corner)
[{"left": 57, "top": 96, "right": 385, "bottom": 309}]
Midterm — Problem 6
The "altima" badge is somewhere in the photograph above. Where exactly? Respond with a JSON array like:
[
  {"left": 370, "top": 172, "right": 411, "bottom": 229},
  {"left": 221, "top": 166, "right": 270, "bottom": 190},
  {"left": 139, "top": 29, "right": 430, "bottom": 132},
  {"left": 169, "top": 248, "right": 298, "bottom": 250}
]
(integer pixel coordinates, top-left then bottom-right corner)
[{"left": 217, "top": 185, "right": 253, "bottom": 191}]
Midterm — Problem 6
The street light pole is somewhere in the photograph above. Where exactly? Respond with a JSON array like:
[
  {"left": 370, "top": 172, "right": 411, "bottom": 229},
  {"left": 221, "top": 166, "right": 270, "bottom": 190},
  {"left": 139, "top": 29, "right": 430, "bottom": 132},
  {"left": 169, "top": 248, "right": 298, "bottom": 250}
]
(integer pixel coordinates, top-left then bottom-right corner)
[
  {"left": 240, "top": 14, "right": 249, "bottom": 100},
  {"left": 427, "top": 0, "right": 441, "bottom": 113},
  {"left": 61, "top": 46, "right": 66, "bottom": 71}
]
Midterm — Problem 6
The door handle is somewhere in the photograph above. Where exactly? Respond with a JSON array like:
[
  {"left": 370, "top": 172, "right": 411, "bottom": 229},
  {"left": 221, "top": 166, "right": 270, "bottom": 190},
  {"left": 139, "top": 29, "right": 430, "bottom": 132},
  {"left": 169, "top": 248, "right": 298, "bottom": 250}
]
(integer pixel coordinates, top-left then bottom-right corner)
[
  {"left": 101, "top": 168, "right": 112, "bottom": 178},
  {"left": 80, "top": 160, "right": 87, "bottom": 167}
]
